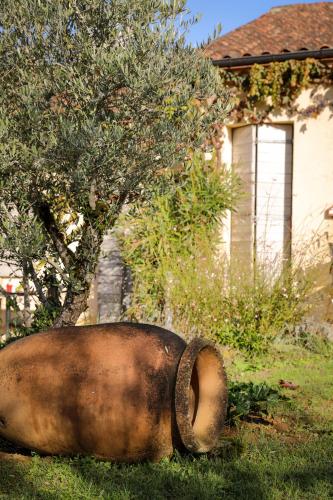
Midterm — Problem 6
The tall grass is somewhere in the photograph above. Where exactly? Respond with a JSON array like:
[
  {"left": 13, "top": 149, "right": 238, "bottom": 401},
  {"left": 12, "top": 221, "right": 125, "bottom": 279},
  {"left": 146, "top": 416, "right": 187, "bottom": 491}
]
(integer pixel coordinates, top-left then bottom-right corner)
[
  {"left": 166, "top": 248, "right": 311, "bottom": 352},
  {"left": 119, "top": 153, "right": 312, "bottom": 353},
  {"left": 119, "top": 153, "right": 239, "bottom": 322}
]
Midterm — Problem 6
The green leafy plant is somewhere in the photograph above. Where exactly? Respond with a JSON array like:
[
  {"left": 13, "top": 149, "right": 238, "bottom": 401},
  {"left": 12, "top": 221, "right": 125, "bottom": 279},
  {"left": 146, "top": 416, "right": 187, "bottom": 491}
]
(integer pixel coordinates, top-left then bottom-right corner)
[
  {"left": 119, "top": 152, "right": 239, "bottom": 323},
  {"left": 227, "top": 382, "right": 286, "bottom": 425},
  {"left": 220, "top": 58, "right": 333, "bottom": 123}
]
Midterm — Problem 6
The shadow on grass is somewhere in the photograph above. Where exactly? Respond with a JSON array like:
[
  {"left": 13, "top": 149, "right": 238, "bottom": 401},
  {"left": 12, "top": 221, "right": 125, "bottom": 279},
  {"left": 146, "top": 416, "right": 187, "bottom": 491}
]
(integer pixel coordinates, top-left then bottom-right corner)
[
  {"left": 70, "top": 448, "right": 332, "bottom": 499},
  {"left": 0, "top": 459, "right": 58, "bottom": 500},
  {"left": 68, "top": 448, "right": 268, "bottom": 500},
  {"left": 281, "top": 463, "right": 333, "bottom": 493},
  {"left": 68, "top": 432, "right": 333, "bottom": 499},
  {"left": 0, "top": 443, "right": 267, "bottom": 500},
  {"left": 0, "top": 437, "right": 59, "bottom": 499}
]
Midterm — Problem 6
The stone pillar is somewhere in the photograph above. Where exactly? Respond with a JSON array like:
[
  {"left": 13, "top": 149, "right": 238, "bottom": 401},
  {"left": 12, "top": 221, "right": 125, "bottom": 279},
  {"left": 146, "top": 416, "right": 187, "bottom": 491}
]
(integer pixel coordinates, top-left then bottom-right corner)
[{"left": 96, "top": 231, "right": 131, "bottom": 323}]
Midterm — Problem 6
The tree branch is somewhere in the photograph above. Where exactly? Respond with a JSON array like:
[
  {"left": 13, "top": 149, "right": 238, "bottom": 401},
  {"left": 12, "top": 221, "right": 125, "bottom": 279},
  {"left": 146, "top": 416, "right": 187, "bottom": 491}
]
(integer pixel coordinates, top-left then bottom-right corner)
[
  {"left": 45, "top": 256, "right": 68, "bottom": 282},
  {"left": 0, "top": 284, "right": 12, "bottom": 299},
  {"left": 26, "top": 260, "right": 48, "bottom": 305},
  {"left": 34, "top": 201, "right": 75, "bottom": 269}
]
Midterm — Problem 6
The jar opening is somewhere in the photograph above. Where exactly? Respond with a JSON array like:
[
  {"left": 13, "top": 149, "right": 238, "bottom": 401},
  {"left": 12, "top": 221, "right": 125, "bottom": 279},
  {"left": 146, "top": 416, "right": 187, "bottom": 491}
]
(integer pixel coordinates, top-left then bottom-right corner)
[{"left": 175, "top": 339, "right": 228, "bottom": 453}]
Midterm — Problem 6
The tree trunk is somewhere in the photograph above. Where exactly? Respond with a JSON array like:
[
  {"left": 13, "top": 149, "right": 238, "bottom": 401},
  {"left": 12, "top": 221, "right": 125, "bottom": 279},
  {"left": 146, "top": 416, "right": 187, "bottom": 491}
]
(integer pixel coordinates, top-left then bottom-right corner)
[
  {"left": 22, "top": 260, "right": 31, "bottom": 328},
  {"left": 52, "top": 288, "right": 91, "bottom": 328},
  {"left": 50, "top": 216, "right": 108, "bottom": 329}
]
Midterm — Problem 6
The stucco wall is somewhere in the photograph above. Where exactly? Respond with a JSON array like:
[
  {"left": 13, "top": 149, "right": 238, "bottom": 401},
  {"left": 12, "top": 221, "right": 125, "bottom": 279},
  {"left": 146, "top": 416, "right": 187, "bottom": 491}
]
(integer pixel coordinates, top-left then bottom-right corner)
[
  {"left": 221, "top": 85, "right": 333, "bottom": 319},
  {"left": 291, "top": 88, "right": 333, "bottom": 254}
]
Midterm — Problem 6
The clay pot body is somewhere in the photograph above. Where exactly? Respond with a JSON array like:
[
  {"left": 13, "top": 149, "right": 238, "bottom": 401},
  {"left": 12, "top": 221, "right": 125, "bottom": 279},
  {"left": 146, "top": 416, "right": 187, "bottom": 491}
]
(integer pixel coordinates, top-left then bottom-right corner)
[{"left": 0, "top": 323, "right": 227, "bottom": 462}]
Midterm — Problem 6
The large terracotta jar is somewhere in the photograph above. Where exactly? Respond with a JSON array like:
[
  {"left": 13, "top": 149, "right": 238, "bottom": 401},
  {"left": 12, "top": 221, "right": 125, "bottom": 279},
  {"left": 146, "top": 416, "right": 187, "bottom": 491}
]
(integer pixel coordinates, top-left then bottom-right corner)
[{"left": 0, "top": 323, "right": 227, "bottom": 462}]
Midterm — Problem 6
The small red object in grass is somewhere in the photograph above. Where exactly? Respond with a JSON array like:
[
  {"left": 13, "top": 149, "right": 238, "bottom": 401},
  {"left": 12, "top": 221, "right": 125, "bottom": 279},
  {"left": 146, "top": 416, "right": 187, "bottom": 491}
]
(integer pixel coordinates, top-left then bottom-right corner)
[{"left": 279, "top": 379, "right": 299, "bottom": 390}]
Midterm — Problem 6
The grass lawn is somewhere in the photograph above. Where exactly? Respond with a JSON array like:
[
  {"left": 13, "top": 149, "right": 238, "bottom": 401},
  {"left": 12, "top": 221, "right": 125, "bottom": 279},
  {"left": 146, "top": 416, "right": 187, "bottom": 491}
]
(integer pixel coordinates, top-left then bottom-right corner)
[{"left": 1, "top": 344, "right": 332, "bottom": 500}]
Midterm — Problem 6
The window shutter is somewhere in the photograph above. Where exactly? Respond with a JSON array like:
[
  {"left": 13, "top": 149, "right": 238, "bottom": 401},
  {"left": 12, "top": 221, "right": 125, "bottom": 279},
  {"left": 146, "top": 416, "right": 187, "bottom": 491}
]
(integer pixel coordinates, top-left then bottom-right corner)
[
  {"left": 256, "top": 124, "right": 292, "bottom": 265},
  {"left": 231, "top": 124, "right": 293, "bottom": 268},
  {"left": 231, "top": 125, "right": 256, "bottom": 265}
]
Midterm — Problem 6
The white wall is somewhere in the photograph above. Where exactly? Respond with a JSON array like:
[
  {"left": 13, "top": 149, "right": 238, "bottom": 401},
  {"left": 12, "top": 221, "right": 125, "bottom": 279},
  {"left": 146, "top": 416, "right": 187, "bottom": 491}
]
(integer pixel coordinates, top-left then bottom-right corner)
[{"left": 221, "top": 85, "right": 333, "bottom": 319}]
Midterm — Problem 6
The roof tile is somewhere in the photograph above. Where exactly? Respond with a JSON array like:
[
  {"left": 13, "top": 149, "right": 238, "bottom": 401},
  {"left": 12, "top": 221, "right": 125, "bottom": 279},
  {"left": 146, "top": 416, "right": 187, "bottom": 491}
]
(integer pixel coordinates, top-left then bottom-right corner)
[{"left": 205, "top": 2, "right": 333, "bottom": 60}]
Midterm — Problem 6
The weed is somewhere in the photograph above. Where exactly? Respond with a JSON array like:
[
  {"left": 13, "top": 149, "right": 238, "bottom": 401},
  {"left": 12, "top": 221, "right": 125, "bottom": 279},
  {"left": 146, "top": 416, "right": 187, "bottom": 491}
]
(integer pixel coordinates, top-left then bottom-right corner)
[
  {"left": 227, "top": 382, "right": 286, "bottom": 424},
  {"left": 277, "top": 323, "right": 333, "bottom": 356}
]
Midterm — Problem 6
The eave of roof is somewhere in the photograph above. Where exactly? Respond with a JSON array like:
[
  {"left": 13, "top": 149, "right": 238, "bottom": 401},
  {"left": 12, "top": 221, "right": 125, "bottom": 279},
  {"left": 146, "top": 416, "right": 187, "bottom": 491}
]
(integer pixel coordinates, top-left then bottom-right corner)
[{"left": 213, "top": 48, "right": 333, "bottom": 68}]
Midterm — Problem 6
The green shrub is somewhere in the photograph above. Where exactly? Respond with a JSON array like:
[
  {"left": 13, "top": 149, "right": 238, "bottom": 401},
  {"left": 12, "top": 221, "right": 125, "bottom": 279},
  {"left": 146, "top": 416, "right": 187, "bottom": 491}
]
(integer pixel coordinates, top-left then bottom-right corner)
[
  {"left": 119, "top": 153, "right": 311, "bottom": 353},
  {"left": 119, "top": 152, "right": 239, "bottom": 322},
  {"left": 159, "top": 247, "right": 311, "bottom": 352},
  {"left": 227, "top": 381, "right": 286, "bottom": 424}
]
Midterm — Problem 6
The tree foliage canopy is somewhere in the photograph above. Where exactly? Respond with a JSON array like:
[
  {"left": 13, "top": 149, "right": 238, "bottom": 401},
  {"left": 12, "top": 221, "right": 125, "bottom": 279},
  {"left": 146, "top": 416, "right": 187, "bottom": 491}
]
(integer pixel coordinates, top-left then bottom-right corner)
[{"left": 0, "top": 0, "right": 229, "bottom": 328}]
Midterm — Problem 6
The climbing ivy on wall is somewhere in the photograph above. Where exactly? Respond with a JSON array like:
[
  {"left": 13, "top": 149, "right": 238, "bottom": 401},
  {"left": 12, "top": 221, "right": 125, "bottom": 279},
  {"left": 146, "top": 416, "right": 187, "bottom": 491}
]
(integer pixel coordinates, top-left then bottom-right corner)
[{"left": 219, "top": 58, "right": 333, "bottom": 123}]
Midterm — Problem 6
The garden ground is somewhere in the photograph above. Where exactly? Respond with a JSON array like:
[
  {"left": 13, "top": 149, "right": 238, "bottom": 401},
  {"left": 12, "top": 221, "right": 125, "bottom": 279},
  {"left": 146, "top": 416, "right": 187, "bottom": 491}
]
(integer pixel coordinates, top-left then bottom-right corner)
[{"left": 1, "top": 342, "right": 332, "bottom": 500}]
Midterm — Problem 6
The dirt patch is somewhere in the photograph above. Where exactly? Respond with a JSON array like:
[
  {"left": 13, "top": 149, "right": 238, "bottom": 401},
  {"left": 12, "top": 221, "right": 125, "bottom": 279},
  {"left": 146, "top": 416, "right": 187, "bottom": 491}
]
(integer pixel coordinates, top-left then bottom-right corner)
[
  {"left": 0, "top": 451, "right": 32, "bottom": 463},
  {"left": 239, "top": 415, "right": 315, "bottom": 445},
  {"left": 222, "top": 426, "right": 240, "bottom": 439}
]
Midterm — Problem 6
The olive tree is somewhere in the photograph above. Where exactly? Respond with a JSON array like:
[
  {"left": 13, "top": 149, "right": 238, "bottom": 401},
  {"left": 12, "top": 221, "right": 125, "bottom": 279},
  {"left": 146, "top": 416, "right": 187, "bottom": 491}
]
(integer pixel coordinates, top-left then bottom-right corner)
[{"left": 0, "top": 0, "right": 229, "bottom": 328}]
